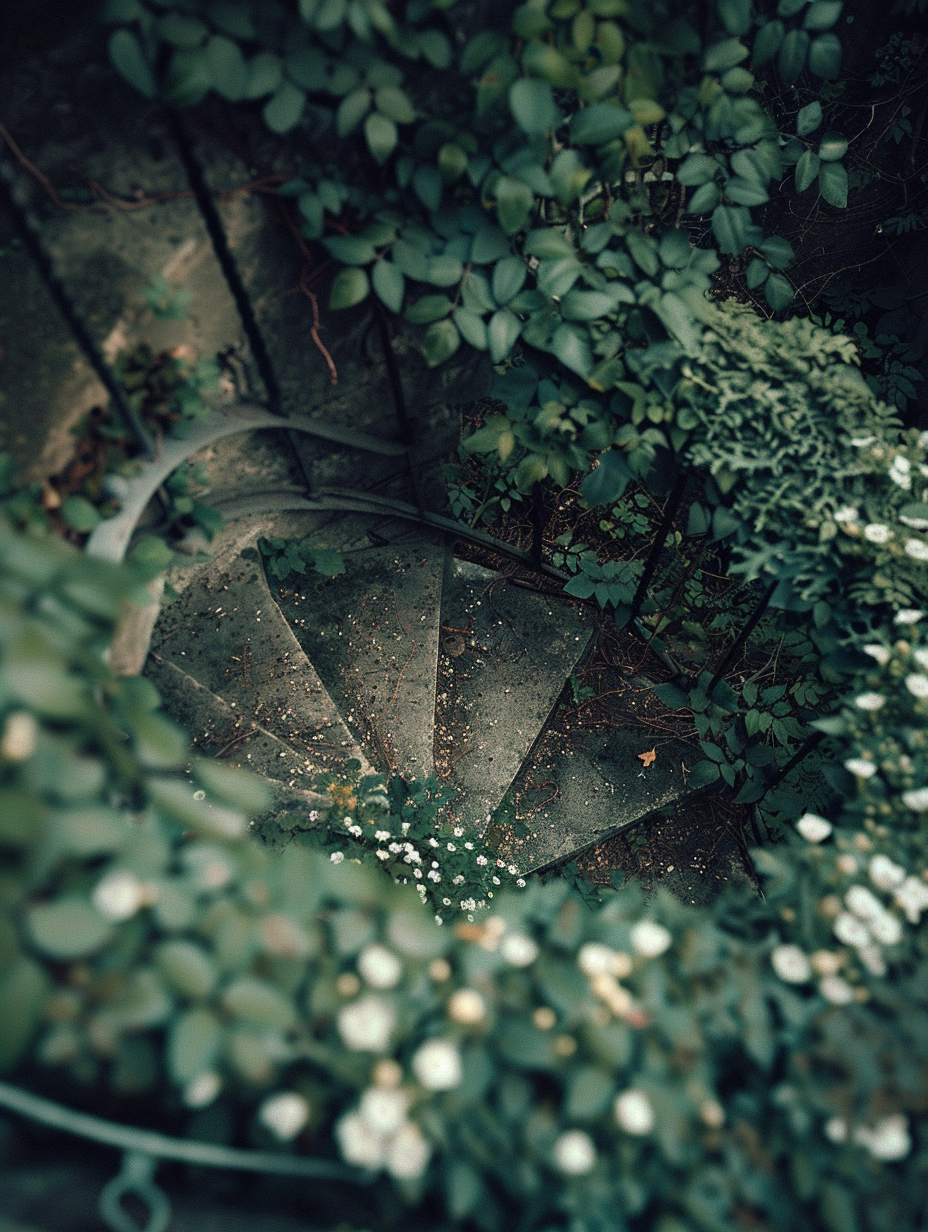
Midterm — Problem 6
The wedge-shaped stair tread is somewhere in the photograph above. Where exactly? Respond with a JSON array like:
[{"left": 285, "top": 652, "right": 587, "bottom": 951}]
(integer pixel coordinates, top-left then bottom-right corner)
[
  {"left": 439, "top": 560, "right": 593, "bottom": 830},
  {"left": 148, "top": 516, "right": 369, "bottom": 776},
  {"left": 504, "top": 728, "right": 704, "bottom": 874},
  {"left": 145, "top": 653, "right": 330, "bottom": 824},
  {"left": 274, "top": 521, "right": 446, "bottom": 778}
]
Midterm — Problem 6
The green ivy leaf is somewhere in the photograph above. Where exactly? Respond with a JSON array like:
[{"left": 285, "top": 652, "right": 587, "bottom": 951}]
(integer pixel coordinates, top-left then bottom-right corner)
[
  {"left": 580, "top": 450, "right": 632, "bottom": 505},
  {"left": 454, "top": 308, "right": 489, "bottom": 350},
  {"left": 245, "top": 52, "right": 283, "bottom": 99},
  {"left": 372, "top": 260, "right": 405, "bottom": 313},
  {"left": 803, "top": 0, "right": 843, "bottom": 30},
  {"left": 412, "top": 164, "right": 443, "bottom": 212},
  {"left": 686, "top": 181, "right": 722, "bottom": 214},
  {"left": 550, "top": 147, "right": 592, "bottom": 206},
  {"left": 818, "top": 160, "right": 847, "bottom": 208},
  {"left": 336, "top": 88, "right": 371, "bottom": 136},
  {"left": 724, "top": 177, "right": 769, "bottom": 206},
  {"left": 746, "top": 257, "right": 770, "bottom": 289},
  {"left": 492, "top": 256, "right": 527, "bottom": 305},
  {"left": 751, "top": 19, "right": 784, "bottom": 66},
  {"left": 488, "top": 309, "right": 523, "bottom": 363},
  {"left": 765, "top": 271, "right": 794, "bottom": 310},
  {"left": 26, "top": 898, "right": 113, "bottom": 960},
  {"left": 675, "top": 153, "right": 719, "bottom": 187},
  {"left": 426, "top": 255, "right": 464, "bottom": 288},
  {"left": 796, "top": 101, "right": 822, "bottom": 136},
  {"left": 560, "top": 290, "right": 615, "bottom": 321},
  {"left": 437, "top": 143, "right": 468, "bottom": 184},
  {"left": 711, "top": 205, "right": 751, "bottom": 254},
  {"left": 509, "top": 77, "right": 563, "bottom": 135},
  {"left": 322, "top": 235, "right": 377, "bottom": 264},
  {"left": 549, "top": 324, "right": 593, "bottom": 379},
  {"left": 569, "top": 102, "right": 632, "bottom": 144},
  {"left": 168, "top": 1007, "right": 221, "bottom": 1083},
  {"left": 109, "top": 29, "right": 157, "bottom": 98},
  {"left": 421, "top": 319, "right": 461, "bottom": 367},
  {"left": 758, "top": 235, "right": 794, "bottom": 268},
  {"left": 794, "top": 149, "right": 820, "bottom": 192},
  {"left": 365, "top": 111, "right": 397, "bottom": 163},
  {"left": 263, "top": 81, "right": 306, "bottom": 132},
  {"left": 808, "top": 32, "right": 841, "bottom": 78},
  {"left": 718, "top": 0, "right": 752, "bottom": 36},
  {"left": 329, "top": 267, "right": 370, "bottom": 310},
  {"left": 61, "top": 495, "right": 102, "bottom": 533},
  {"left": 777, "top": 28, "right": 809, "bottom": 84},
  {"left": 703, "top": 38, "right": 750, "bottom": 72},
  {"left": 205, "top": 35, "right": 247, "bottom": 101},
  {"left": 687, "top": 760, "right": 721, "bottom": 789},
  {"left": 818, "top": 131, "right": 848, "bottom": 162},
  {"left": 406, "top": 295, "right": 453, "bottom": 324},
  {"left": 375, "top": 85, "right": 415, "bottom": 124},
  {"left": 495, "top": 176, "right": 534, "bottom": 235}
]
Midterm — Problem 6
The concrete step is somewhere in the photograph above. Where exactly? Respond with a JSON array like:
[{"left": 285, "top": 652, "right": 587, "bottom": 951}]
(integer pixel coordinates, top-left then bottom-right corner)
[
  {"left": 436, "top": 559, "right": 594, "bottom": 832},
  {"left": 148, "top": 515, "right": 370, "bottom": 779},
  {"left": 270, "top": 515, "right": 447, "bottom": 780}
]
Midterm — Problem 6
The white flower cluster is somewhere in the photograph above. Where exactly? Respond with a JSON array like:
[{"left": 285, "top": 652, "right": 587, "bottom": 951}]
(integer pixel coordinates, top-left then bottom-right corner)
[
  {"left": 411, "top": 1038, "right": 463, "bottom": 1090},
  {"left": 337, "top": 994, "right": 396, "bottom": 1052},
  {"left": 258, "top": 1091, "right": 310, "bottom": 1141},
  {"left": 335, "top": 1085, "right": 432, "bottom": 1179},
  {"left": 825, "top": 1113, "right": 911, "bottom": 1161},
  {"left": 827, "top": 852, "right": 925, "bottom": 977}
]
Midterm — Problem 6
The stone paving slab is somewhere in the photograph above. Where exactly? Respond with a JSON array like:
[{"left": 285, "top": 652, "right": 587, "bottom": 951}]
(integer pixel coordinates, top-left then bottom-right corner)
[
  {"left": 437, "top": 560, "right": 593, "bottom": 832},
  {"left": 503, "top": 728, "right": 704, "bottom": 874},
  {"left": 145, "top": 653, "right": 331, "bottom": 825},
  {"left": 149, "top": 515, "right": 370, "bottom": 777},
  {"left": 273, "top": 520, "right": 447, "bottom": 779}
]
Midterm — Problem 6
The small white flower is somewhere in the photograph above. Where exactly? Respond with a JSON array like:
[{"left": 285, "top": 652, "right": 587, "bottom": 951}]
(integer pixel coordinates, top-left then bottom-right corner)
[
  {"left": 862, "top": 644, "right": 891, "bottom": 666},
  {"left": 183, "top": 1071, "right": 221, "bottom": 1108},
  {"left": 1, "top": 711, "right": 38, "bottom": 762},
  {"left": 863, "top": 523, "right": 891, "bottom": 544},
  {"left": 833, "top": 506, "right": 859, "bottom": 525},
  {"left": 868, "top": 911, "right": 902, "bottom": 946},
  {"left": 375, "top": 830, "right": 391, "bottom": 842},
  {"left": 517, "top": 878, "right": 527, "bottom": 888},
  {"left": 869, "top": 855, "right": 906, "bottom": 891},
  {"left": 349, "top": 825, "right": 364, "bottom": 837},
  {"left": 427, "top": 869, "right": 441, "bottom": 883},
  {"left": 895, "top": 609, "right": 925, "bottom": 624},
  {"left": 844, "top": 758, "right": 877, "bottom": 779},
  {"left": 850, "top": 436, "right": 875, "bottom": 448},
  {"left": 845, "top": 885, "right": 883, "bottom": 922},
  {"left": 833, "top": 912, "right": 871, "bottom": 948},
  {"left": 858, "top": 943, "right": 887, "bottom": 976},
  {"left": 412, "top": 1038, "right": 462, "bottom": 1091},
  {"left": 553, "top": 1129, "right": 597, "bottom": 1176},
  {"left": 492, "top": 876, "right": 501, "bottom": 886},
  {"left": 577, "top": 943, "right": 619, "bottom": 977},
  {"left": 824, "top": 1116, "right": 848, "bottom": 1143},
  {"left": 258, "top": 1092, "right": 310, "bottom": 1141},
  {"left": 905, "top": 673, "right": 928, "bottom": 699},
  {"left": 464, "top": 841, "right": 474, "bottom": 850},
  {"left": 499, "top": 932, "right": 539, "bottom": 967},
  {"left": 453, "top": 826, "right": 464, "bottom": 837},
  {"left": 894, "top": 875, "right": 928, "bottom": 923},
  {"left": 507, "top": 865, "right": 518, "bottom": 875},
  {"left": 358, "top": 1086, "right": 408, "bottom": 1135},
  {"left": 446, "top": 843, "right": 456, "bottom": 852},
  {"left": 447, "top": 988, "right": 487, "bottom": 1025},
  {"left": 385, "top": 1120, "right": 432, "bottom": 1180},
  {"left": 819, "top": 974, "right": 855, "bottom": 1005},
  {"left": 901, "top": 787, "right": 928, "bottom": 811},
  {"left": 771, "top": 944, "right": 812, "bottom": 984},
  {"left": 854, "top": 693, "right": 886, "bottom": 711},
  {"left": 330, "top": 851, "right": 345, "bottom": 864},
  {"left": 376, "top": 849, "right": 389, "bottom": 861},
  {"left": 854, "top": 1115, "right": 911, "bottom": 1161},
  {"left": 92, "top": 870, "right": 146, "bottom": 921},
  {"left": 914, "top": 648, "right": 928, "bottom": 670},
  {"left": 614, "top": 1088, "right": 655, "bottom": 1135},
  {"left": 358, "top": 944, "right": 403, "bottom": 990},
  {"left": 476, "top": 855, "right": 488, "bottom": 866},
  {"left": 904, "top": 538, "right": 928, "bottom": 561},
  {"left": 452, "top": 874, "right": 464, "bottom": 885},
  {"left": 889, "top": 458, "right": 912, "bottom": 489},
  {"left": 900, "top": 513, "right": 928, "bottom": 529},
  {"left": 630, "top": 920, "right": 672, "bottom": 958},
  {"left": 796, "top": 813, "right": 833, "bottom": 843},
  {"left": 335, "top": 1110, "right": 386, "bottom": 1169},
  {"left": 337, "top": 995, "right": 395, "bottom": 1052}
]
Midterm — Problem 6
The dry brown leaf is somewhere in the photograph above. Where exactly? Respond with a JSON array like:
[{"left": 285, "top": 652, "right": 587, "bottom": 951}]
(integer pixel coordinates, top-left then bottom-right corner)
[{"left": 638, "top": 748, "right": 657, "bottom": 767}]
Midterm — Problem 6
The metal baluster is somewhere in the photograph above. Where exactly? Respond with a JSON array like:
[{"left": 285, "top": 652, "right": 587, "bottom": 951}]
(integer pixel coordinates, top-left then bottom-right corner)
[
  {"left": 705, "top": 580, "right": 776, "bottom": 699},
  {"left": 627, "top": 471, "right": 687, "bottom": 625}
]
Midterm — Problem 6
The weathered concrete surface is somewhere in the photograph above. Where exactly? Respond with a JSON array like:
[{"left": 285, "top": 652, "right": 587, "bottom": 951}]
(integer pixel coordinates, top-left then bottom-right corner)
[
  {"left": 149, "top": 515, "right": 369, "bottom": 778},
  {"left": 503, "top": 728, "right": 704, "bottom": 874},
  {"left": 273, "top": 518, "right": 447, "bottom": 779},
  {"left": 436, "top": 559, "right": 593, "bottom": 832}
]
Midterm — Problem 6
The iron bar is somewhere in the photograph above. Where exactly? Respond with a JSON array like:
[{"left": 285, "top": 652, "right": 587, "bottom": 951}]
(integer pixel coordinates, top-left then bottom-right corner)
[
  {"left": 374, "top": 303, "right": 425, "bottom": 511},
  {"left": 706, "top": 580, "right": 776, "bottom": 698},
  {"left": 628, "top": 471, "right": 687, "bottom": 623},
  {"left": 167, "top": 109, "right": 282, "bottom": 415},
  {"left": 761, "top": 730, "right": 826, "bottom": 795},
  {"left": 0, "top": 154, "right": 155, "bottom": 459}
]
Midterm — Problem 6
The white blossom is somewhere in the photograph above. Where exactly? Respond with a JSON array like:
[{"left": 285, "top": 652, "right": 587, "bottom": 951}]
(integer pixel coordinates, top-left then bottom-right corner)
[
  {"left": 845, "top": 885, "right": 883, "bottom": 922},
  {"left": 385, "top": 1120, "right": 432, "bottom": 1180},
  {"left": 476, "top": 854, "right": 488, "bottom": 866},
  {"left": 904, "top": 538, "right": 928, "bottom": 561},
  {"left": 854, "top": 1115, "right": 911, "bottom": 1161},
  {"left": 862, "top": 644, "right": 891, "bottom": 666},
  {"left": 614, "top": 1088, "right": 655, "bottom": 1135},
  {"left": 577, "top": 943, "right": 619, "bottom": 977},
  {"left": 914, "top": 648, "right": 928, "bottom": 670},
  {"left": 869, "top": 854, "right": 906, "bottom": 891},
  {"left": 854, "top": 693, "right": 886, "bottom": 711},
  {"left": 905, "top": 673, "right": 928, "bottom": 699},
  {"left": 337, "top": 995, "right": 395, "bottom": 1052},
  {"left": 900, "top": 512, "right": 928, "bottom": 529},
  {"left": 889, "top": 457, "right": 912, "bottom": 489},
  {"left": 771, "top": 944, "right": 812, "bottom": 984},
  {"left": 901, "top": 786, "right": 928, "bottom": 811},
  {"left": 819, "top": 974, "right": 855, "bottom": 1005},
  {"left": 374, "top": 830, "right": 391, "bottom": 841},
  {"left": 553, "top": 1130, "right": 597, "bottom": 1175},
  {"left": 796, "top": 814, "right": 833, "bottom": 843},
  {"left": 894, "top": 875, "right": 928, "bottom": 922},
  {"left": 824, "top": 1116, "right": 848, "bottom": 1143},
  {"left": 258, "top": 1092, "right": 310, "bottom": 1141},
  {"left": 335, "top": 1111, "right": 386, "bottom": 1169},
  {"left": 833, "top": 912, "right": 871, "bottom": 948},
  {"left": 411, "top": 1038, "right": 462, "bottom": 1091},
  {"left": 630, "top": 920, "right": 672, "bottom": 958},
  {"left": 499, "top": 932, "right": 539, "bottom": 967},
  {"left": 92, "top": 870, "right": 147, "bottom": 921},
  {"left": 895, "top": 609, "right": 925, "bottom": 624},
  {"left": 447, "top": 988, "right": 487, "bottom": 1025},
  {"left": 833, "top": 506, "right": 858, "bottom": 524},
  {"left": 358, "top": 1086, "right": 408, "bottom": 1135},
  {"left": 330, "top": 851, "right": 345, "bottom": 864},
  {"left": 183, "top": 1071, "right": 221, "bottom": 1108},
  {"left": 850, "top": 436, "right": 875, "bottom": 448},
  {"left": 863, "top": 523, "right": 891, "bottom": 544},
  {"left": 1, "top": 711, "right": 38, "bottom": 762},
  {"left": 868, "top": 912, "right": 902, "bottom": 946},
  {"left": 357, "top": 944, "right": 403, "bottom": 990},
  {"left": 858, "top": 943, "right": 886, "bottom": 976},
  {"left": 844, "top": 758, "right": 877, "bottom": 778}
]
